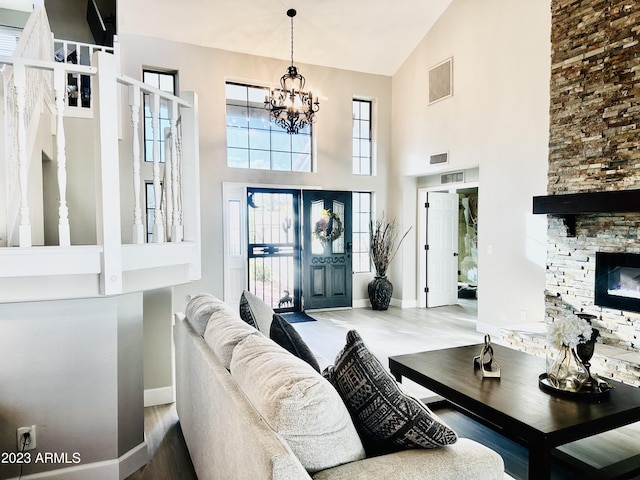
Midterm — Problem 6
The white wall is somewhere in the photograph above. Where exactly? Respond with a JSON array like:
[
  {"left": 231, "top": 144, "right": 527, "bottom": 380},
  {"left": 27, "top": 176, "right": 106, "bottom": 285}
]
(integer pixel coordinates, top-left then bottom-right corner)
[
  {"left": 391, "top": 0, "right": 551, "bottom": 330},
  {"left": 116, "top": 33, "right": 393, "bottom": 311},
  {"left": 0, "top": 294, "right": 145, "bottom": 478}
]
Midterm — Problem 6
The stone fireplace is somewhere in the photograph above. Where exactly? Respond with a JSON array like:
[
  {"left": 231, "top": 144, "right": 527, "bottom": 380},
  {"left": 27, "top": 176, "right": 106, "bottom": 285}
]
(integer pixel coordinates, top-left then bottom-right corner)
[{"left": 503, "top": 0, "right": 640, "bottom": 386}]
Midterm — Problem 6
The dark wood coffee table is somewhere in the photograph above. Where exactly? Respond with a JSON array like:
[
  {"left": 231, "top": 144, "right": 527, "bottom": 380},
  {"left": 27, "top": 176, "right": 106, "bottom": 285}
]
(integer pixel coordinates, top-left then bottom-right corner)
[{"left": 389, "top": 343, "right": 640, "bottom": 480}]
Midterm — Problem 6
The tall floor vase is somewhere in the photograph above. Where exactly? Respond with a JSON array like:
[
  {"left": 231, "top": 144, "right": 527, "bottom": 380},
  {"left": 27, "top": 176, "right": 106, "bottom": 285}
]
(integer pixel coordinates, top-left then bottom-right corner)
[{"left": 368, "top": 276, "right": 393, "bottom": 310}]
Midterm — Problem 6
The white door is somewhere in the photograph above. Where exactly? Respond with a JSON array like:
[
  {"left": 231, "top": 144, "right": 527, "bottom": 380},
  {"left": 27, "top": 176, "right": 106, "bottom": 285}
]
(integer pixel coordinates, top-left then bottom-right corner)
[{"left": 426, "top": 192, "right": 459, "bottom": 307}]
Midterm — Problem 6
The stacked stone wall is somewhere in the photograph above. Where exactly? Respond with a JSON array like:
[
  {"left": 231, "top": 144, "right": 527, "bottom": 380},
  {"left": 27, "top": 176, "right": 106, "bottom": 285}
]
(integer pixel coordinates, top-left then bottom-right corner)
[{"left": 537, "top": 0, "right": 640, "bottom": 384}]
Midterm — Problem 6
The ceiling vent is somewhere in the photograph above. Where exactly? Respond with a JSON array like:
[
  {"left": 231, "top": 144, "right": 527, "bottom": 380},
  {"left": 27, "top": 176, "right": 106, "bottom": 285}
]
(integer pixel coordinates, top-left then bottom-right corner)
[
  {"left": 429, "top": 152, "right": 449, "bottom": 166},
  {"left": 441, "top": 171, "right": 464, "bottom": 185},
  {"left": 428, "top": 57, "right": 453, "bottom": 104}
]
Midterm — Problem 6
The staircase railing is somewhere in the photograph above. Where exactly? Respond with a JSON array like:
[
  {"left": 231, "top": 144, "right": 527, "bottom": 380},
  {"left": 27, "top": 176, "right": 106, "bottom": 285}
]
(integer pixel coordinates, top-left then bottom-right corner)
[
  {"left": 0, "top": 9, "right": 200, "bottom": 301},
  {"left": 53, "top": 37, "right": 117, "bottom": 113},
  {"left": 1, "top": 4, "right": 53, "bottom": 247}
]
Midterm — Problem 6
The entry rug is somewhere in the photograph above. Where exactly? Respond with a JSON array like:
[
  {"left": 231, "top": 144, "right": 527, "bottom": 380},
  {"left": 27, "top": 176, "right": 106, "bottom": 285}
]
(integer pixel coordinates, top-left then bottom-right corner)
[{"left": 282, "top": 311, "right": 317, "bottom": 324}]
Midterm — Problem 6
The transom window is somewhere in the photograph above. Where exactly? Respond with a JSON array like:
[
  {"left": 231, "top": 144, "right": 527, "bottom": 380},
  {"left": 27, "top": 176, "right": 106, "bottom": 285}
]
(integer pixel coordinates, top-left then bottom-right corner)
[
  {"left": 226, "top": 82, "right": 312, "bottom": 172},
  {"left": 352, "top": 99, "right": 372, "bottom": 175},
  {"left": 143, "top": 70, "right": 177, "bottom": 163}
]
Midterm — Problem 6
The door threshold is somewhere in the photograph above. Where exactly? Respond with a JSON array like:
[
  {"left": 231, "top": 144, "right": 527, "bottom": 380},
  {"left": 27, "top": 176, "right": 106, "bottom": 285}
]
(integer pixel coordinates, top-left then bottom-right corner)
[{"left": 305, "top": 306, "right": 353, "bottom": 313}]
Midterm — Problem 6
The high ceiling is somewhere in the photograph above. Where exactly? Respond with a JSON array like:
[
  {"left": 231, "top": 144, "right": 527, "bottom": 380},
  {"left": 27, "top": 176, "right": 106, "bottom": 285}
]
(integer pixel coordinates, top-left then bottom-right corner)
[{"left": 118, "top": 0, "right": 454, "bottom": 76}]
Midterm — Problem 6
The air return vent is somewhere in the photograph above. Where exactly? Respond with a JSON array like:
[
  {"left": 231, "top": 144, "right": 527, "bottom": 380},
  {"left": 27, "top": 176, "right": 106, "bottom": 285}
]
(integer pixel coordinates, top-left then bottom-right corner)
[
  {"left": 441, "top": 171, "right": 464, "bottom": 184},
  {"left": 428, "top": 58, "right": 453, "bottom": 104},
  {"left": 429, "top": 152, "right": 449, "bottom": 166}
]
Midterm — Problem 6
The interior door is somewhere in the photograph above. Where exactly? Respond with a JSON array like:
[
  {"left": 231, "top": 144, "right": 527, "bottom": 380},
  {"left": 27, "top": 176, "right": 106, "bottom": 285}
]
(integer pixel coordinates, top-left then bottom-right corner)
[
  {"left": 302, "top": 190, "right": 352, "bottom": 309},
  {"left": 426, "top": 192, "right": 459, "bottom": 307}
]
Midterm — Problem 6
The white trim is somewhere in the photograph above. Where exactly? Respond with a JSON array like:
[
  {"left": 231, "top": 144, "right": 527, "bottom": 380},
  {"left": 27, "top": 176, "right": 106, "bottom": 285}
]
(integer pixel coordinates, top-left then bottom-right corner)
[
  {"left": 144, "top": 386, "right": 174, "bottom": 407},
  {"left": 8, "top": 442, "right": 147, "bottom": 480},
  {"left": 390, "top": 297, "right": 417, "bottom": 309},
  {"left": 352, "top": 298, "right": 370, "bottom": 309}
]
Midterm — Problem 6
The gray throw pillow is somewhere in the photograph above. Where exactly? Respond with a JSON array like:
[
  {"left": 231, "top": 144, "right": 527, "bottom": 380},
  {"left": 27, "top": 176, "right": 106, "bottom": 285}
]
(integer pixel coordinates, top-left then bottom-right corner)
[
  {"left": 239, "top": 290, "right": 273, "bottom": 333},
  {"left": 270, "top": 314, "right": 320, "bottom": 372},
  {"left": 324, "top": 330, "right": 457, "bottom": 456},
  {"left": 185, "top": 293, "right": 230, "bottom": 336}
]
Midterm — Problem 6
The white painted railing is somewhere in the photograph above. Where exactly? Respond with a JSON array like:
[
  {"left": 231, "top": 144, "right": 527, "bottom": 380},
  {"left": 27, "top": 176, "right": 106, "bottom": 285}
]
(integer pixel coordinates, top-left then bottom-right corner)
[
  {"left": 53, "top": 37, "right": 117, "bottom": 112},
  {"left": 118, "top": 74, "right": 191, "bottom": 244},
  {"left": 1, "top": 4, "right": 54, "bottom": 247},
  {"left": 0, "top": 49, "right": 201, "bottom": 298}
]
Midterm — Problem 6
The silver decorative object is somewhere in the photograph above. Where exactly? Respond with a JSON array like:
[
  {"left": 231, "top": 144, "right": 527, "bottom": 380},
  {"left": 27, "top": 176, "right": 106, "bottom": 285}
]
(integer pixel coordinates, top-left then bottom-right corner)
[{"left": 473, "top": 335, "right": 501, "bottom": 378}]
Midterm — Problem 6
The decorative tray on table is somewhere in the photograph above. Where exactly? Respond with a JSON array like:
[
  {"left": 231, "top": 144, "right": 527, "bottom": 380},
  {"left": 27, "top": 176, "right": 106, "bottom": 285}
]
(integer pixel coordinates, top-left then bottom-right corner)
[{"left": 538, "top": 373, "right": 612, "bottom": 401}]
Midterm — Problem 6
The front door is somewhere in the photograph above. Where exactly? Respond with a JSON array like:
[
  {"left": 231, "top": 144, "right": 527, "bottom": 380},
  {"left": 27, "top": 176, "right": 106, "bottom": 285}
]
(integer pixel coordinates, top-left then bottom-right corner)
[
  {"left": 247, "top": 188, "right": 301, "bottom": 312},
  {"left": 302, "top": 191, "right": 352, "bottom": 309}
]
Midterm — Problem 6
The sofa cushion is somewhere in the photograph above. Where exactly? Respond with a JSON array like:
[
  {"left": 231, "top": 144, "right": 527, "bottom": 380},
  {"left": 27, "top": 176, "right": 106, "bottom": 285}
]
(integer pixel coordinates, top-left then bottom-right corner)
[
  {"left": 185, "top": 293, "right": 229, "bottom": 336},
  {"left": 270, "top": 313, "right": 321, "bottom": 372},
  {"left": 324, "top": 330, "right": 458, "bottom": 456},
  {"left": 203, "top": 306, "right": 262, "bottom": 369},
  {"left": 239, "top": 290, "right": 274, "bottom": 333},
  {"left": 231, "top": 334, "right": 366, "bottom": 473}
]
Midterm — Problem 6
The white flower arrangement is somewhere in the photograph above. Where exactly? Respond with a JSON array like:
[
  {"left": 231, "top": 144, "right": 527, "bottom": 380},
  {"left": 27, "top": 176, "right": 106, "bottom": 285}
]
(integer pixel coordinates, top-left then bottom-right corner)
[{"left": 547, "top": 316, "right": 593, "bottom": 349}]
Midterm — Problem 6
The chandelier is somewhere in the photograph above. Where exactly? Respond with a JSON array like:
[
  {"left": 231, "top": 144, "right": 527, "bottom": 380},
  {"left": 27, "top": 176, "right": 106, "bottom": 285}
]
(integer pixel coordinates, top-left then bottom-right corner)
[{"left": 264, "top": 9, "right": 319, "bottom": 134}]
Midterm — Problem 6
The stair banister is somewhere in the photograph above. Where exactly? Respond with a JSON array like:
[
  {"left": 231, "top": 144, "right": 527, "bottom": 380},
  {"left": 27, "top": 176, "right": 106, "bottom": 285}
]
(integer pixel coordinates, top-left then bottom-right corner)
[
  {"left": 53, "top": 67, "right": 70, "bottom": 246},
  {"left": 170, "top": 101, "right": 182, "bottom": 242},
  {"left": 13, "top": 62, "right": 31, "bottom": 247},
  {"left": 150, "top": 91, "right": 164, "bottom": 243},
  {"left": 128, "top": 84, "right": 144, "bottom": 244}
]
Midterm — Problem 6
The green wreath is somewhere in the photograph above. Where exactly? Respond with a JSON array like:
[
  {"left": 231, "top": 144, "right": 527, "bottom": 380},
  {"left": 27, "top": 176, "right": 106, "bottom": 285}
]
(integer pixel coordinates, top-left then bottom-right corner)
[{"left": 313, "top": 209, "right": 344, "bottom": 245}]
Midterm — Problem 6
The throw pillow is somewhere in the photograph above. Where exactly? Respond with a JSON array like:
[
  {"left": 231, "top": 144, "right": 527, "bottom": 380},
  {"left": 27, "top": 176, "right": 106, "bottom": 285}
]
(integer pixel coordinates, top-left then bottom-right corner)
[
  {"left": 270, "top": 314, "right": 321, "bottom": 372},
  {"left": 324, "top": 330, "right": 457, "bottom": 456},
  {"left": 185, "top": 293, "right": 230, "bottom": 336},
  {"left": 203, "top": 307, "right": 261, "bottom": 370},
  {"left": 239, "top": 290, "right": 274, "bottom": 333},
  {"left": 230, "top": 334, "right": 366, "bottom": 473}
]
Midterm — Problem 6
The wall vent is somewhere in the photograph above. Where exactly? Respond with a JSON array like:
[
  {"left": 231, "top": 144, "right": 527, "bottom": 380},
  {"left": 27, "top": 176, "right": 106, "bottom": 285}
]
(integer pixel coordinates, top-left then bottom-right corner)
[
  {"left": 428, "top": 58, "right": 453, "bottom": 104},
  {"left": 441, "top": 171, "right": 464, "bottom": 184},
  {"left": 429, "top": 152, "right": 449, "bottom": 166}
]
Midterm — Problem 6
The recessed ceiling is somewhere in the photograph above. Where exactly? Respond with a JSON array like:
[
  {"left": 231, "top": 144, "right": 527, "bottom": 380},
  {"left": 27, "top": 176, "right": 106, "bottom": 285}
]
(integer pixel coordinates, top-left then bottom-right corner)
[{"left": 118, "top": 0, "right": 453, "bottom": 76}]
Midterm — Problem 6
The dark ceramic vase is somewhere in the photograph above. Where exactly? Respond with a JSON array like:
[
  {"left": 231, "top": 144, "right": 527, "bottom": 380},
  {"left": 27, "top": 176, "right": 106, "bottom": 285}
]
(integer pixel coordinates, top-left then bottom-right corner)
[{"left": 368, "top": 276, "right": 393, "bottom": 310}]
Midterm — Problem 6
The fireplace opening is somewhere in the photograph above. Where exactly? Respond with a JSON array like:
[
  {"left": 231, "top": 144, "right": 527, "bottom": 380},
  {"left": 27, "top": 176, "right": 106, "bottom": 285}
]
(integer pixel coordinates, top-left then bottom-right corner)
[{"left": 595, "top": 252, "right": 640, "bottom": 313}]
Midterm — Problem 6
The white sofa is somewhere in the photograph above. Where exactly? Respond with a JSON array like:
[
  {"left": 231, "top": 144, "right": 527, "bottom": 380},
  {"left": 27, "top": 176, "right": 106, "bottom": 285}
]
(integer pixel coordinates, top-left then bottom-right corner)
[{"left": 174, "top": 294, "right": 507, "bottom": 480}]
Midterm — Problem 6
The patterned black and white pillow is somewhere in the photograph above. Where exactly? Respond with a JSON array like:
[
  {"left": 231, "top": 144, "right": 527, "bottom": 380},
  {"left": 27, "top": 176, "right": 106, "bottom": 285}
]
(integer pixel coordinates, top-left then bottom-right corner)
[{"left": 323, "top": 330, "right": 457, "bottom": 456}]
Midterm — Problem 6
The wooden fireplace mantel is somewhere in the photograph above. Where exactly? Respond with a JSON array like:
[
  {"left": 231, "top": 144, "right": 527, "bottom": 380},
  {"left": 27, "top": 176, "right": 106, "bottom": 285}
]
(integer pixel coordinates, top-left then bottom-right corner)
[{"left": 532, "top": 188, "right": 640, "bottom": 236}]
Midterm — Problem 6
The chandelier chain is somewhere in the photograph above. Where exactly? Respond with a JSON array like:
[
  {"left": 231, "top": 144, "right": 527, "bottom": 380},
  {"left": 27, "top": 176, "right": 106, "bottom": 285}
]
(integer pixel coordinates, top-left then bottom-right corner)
[{"left": 290, "top": 14, "right": 294, "bottom": 66}]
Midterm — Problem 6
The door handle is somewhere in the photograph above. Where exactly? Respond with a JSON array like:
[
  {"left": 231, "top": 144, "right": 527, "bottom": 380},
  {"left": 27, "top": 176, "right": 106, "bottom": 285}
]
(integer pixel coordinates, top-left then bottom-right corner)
[{"left": 453, "top": 252, "right": 459, "bottom": 257}]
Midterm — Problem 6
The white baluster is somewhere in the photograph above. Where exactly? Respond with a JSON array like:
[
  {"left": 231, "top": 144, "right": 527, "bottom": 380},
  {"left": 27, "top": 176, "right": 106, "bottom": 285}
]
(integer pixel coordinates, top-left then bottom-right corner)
[
  {"left": 14, "top": 63, "right": 31, "bottom": 247},
  {"left": 164, "top": 125, "right": 173, "bottom": 241},
  {"left": 129, "top": 85, "right": 144, "bottom": 244},
  {"left": 53, "top": 67, "right": 70, "bottom": 246},
  {"left": 170, "top": 101, "right": 183, "bottom": 242},
  {"left": 151, "top": 92, "right": 164, "bottom": 243}
]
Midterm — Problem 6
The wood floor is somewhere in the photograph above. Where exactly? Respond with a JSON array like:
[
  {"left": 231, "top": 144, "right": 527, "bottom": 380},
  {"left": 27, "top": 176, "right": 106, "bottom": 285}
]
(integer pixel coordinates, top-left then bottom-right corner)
[{"left": 126, "top": 301, "right": 640, "bottom": 480}]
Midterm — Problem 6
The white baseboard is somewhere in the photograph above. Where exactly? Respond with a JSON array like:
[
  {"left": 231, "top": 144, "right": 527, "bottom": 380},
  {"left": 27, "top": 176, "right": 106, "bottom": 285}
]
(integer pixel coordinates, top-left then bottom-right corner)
[
  {"left": 10, "top": 441, "right": 147, "bottom": 480},
  {"left": 390, "top": 297, "right": 417, "bottom": 309},
  {"left": 144, "top": 386, "right": 174, "bottom": 407},
  {"left": 352, "top": 298, "right": 370, "bottom": 309}
]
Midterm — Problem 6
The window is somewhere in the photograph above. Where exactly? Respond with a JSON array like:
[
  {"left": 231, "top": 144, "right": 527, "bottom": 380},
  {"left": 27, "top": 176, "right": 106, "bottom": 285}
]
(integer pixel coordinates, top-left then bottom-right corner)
[
  {"left": 226, "top": 82, "right": 312, "bottom": 172},
  {"left": 143, "top": 70, "right": 177, "bottom": 163},
  {"left": 352, "top": 99, "right": 372, "bottom": 175},
  {"left": 352, "top": 192, "right": 372, "bottom": 273},
  {"left": 145, "top": 182, "right": 163, "bottom": 243}
]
